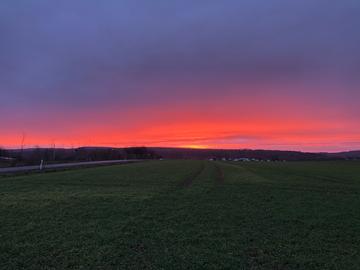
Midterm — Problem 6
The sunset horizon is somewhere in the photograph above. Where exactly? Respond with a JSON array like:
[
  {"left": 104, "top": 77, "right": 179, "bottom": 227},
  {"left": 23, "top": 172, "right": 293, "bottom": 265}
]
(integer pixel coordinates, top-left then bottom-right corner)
[{"left": 1, "top": 1, "right": 359, "bottom": 153}]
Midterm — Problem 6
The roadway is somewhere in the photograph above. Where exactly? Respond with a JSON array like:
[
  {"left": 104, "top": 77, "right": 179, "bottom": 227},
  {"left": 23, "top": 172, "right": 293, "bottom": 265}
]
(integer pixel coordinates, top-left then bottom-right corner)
[{"left": 0, "top": 159, "right": 142, "bottom": 174}]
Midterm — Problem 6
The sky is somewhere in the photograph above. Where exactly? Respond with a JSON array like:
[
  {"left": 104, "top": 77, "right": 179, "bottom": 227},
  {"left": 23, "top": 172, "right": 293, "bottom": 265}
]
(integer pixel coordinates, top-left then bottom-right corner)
[{"left": 1, "top": 0, "right": 360, "bottom": 152}]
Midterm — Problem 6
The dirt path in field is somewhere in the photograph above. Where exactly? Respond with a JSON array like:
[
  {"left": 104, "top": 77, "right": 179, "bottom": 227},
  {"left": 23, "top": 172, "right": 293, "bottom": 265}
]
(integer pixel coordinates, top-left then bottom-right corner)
[
  {"left": 214, "top": 163, "right": 224, "bottom": 184},
  {"left": 180, "top": 162, "right": 205, "bottom": 188}
]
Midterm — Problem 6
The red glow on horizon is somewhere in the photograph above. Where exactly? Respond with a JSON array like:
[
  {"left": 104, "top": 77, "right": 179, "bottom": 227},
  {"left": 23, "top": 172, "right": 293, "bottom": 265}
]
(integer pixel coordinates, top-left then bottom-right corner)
[
  {"left": 1, "top": 117, "right": 359, "bottom": 152},
  {"left": 1, "top": 89, "right": 359, "bottom": 152}
]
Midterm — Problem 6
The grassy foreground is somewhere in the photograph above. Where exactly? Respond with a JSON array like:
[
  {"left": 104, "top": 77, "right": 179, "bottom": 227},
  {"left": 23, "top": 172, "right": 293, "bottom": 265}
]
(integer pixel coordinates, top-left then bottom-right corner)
[{"left": 0, "top": 160, "right": 359, "bottom": 269}]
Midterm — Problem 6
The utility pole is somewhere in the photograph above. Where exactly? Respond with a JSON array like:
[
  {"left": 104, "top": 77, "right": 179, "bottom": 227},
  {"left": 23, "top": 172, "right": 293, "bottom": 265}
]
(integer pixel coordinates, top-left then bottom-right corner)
[
  {"left": 20, "top": 132, "right": 26, "bottom": 160},
  {"left": 52, "top": 141, "right": 56, "bottom": 161}
]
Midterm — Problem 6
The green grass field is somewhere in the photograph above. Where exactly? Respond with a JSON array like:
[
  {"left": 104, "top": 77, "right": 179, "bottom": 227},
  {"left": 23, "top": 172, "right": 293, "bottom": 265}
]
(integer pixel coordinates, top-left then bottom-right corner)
[{"left": 1, "top": 160, "right": 359, "bottom": 269}]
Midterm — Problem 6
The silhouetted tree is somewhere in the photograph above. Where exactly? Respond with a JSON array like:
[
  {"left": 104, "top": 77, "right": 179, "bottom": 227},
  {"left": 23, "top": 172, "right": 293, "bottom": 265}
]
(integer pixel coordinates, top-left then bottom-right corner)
[
  {"left": 19, "top": 132, "right": 26, "bottom": 161},
  {"left": 29, "top": 146, "right": 43, "bottom": 164},
  {"left": 124, "top": 147, "right": 160, "bottom": 159}
]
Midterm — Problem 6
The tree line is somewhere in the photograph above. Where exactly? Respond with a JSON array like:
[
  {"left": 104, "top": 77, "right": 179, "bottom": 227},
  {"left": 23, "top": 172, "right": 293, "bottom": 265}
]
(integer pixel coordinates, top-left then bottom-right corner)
[{"left": 0, "top": 147, "right": 161, "bottom": 167}]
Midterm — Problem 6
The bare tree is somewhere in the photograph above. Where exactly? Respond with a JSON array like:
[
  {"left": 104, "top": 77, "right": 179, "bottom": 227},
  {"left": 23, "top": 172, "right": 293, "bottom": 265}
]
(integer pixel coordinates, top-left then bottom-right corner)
[
  {"left": 51, "top": 141, "right": 56, "bottom": 161},
  {"left": 20, "top": 132, "right": 26, "bottom": 160}
]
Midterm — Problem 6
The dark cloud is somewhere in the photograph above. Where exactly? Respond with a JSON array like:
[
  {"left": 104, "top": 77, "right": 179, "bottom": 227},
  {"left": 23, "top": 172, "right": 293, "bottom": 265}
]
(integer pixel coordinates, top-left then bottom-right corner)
[{"left": 1, "top": 0, "right": 359, "bottom": 110}]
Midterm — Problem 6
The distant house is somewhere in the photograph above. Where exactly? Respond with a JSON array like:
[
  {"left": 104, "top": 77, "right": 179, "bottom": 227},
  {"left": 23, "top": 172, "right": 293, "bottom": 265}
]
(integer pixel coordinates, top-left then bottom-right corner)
[
  {"left": 0, "top": 156, "right": 15, "bottom": 161},
  {"left": 234, "top": 158, "right": 251, "bottom": 162}
]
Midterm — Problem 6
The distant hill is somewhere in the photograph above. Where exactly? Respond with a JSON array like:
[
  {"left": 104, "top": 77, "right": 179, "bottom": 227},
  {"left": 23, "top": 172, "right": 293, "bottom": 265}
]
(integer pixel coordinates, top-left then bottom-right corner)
[
  {"left": 2, "top": 147, "right": 360, "bottom": 164},
  {"left": 327, "top": 151, "right": 360, "bottom": 159},
  {"left": 150, "top": 147, "right": 352, "bottom": 161}
]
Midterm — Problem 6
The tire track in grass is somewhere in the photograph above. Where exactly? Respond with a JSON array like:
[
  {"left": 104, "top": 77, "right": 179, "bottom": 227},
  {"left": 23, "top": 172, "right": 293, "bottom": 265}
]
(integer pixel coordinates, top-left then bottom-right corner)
[
  {"left": 214, "top": 162, "right": 224, "bottom": 184},
  {"left": 220, "top": 161, "right": 271, "bottom": 184},
  {"left": 180, "top": 162, "right": 205, "bottom": 188}
]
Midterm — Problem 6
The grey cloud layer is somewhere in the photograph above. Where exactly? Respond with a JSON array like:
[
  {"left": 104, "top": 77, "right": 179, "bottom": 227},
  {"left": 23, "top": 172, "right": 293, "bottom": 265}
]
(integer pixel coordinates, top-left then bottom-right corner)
[{"left": 1, "top": 0, "right": 359, "bottom": 110}]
